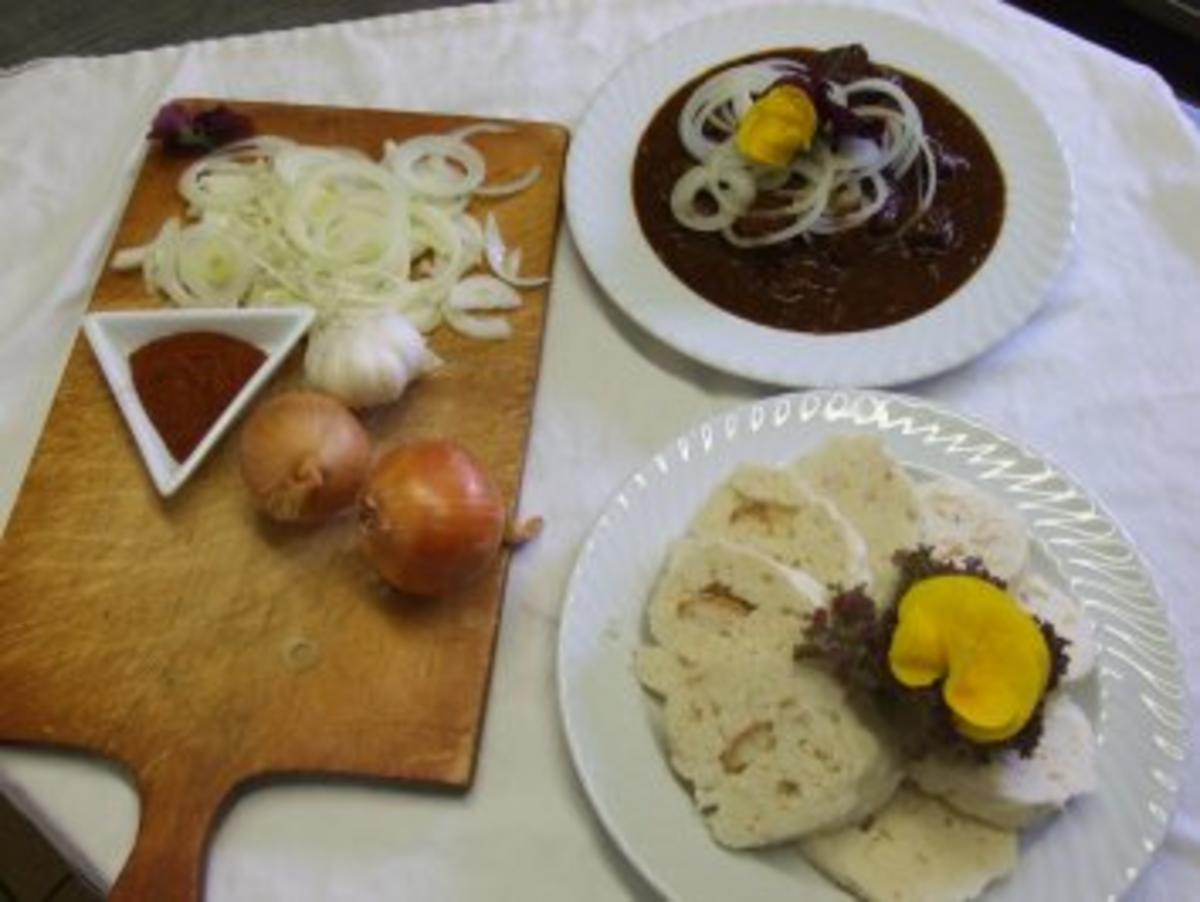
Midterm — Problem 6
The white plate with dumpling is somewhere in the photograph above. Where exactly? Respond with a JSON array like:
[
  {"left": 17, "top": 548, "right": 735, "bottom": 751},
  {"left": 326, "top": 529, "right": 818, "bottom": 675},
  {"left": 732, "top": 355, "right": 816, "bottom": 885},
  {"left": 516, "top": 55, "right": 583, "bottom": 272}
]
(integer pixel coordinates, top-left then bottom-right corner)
[{"left": 557, "top": 390, "right": 1187, "bottom": 901}]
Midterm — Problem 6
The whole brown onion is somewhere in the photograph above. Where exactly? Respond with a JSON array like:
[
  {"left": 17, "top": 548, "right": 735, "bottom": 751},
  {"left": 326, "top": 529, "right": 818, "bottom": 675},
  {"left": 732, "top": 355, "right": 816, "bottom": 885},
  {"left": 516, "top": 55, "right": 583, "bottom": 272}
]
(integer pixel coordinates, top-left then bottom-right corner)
[
  {"left": 238, "top": 391, "right": 371, "bottom": 523},
  {"left": 358, "top": 440, "right": 509, "bottom": 597}
]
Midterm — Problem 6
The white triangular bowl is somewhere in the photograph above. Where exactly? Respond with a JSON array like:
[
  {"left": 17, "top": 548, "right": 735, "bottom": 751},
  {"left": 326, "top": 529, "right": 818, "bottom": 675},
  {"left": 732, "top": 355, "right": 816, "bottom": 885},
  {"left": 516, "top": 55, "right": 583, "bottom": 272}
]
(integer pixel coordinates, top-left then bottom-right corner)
[{"left": 83, "top": 306, "right": 315, "bottom": 498}]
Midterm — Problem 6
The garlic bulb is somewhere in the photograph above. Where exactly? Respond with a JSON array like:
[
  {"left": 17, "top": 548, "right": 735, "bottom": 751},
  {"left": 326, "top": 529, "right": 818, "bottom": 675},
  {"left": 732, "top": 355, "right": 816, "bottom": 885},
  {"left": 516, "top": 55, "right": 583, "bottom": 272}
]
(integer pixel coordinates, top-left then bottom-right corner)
[{"left": 304, "top": 311, "right": 441, "bottom": 408}]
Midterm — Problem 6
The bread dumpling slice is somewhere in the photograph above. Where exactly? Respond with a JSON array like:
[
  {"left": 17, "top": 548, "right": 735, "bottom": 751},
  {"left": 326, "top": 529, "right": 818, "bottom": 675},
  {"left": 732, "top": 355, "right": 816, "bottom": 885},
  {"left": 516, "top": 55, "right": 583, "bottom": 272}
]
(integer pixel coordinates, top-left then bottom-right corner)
[
  {"left": 799, "top": 786, "right": 1018, "bottom": 902},
  {"left": 916, "top": 477, "right": 1029, "bottom": 583},
  {"left": 907, "top": 694, "right": 1097, "bottom": 829},
  {"left": 793, "top": 435, "right": 919, "bottom": 600},
  {"left": 1013, "top": 573, "right": 1097, "bottom": 684},
  {"left": 690, "top": 464, "right": 870, "bottom": 591},
  {"left": 639, "top": 539, "right": 826, "bottom": 690},
  {"left": 662, "top": 654, "right": 902, "bottom": 848},
  {"left": 645, "top": 537, "right": 828, "bottom": 657},
  {"left": 635, "top": 644, "right": 694, "bottom": 697}
]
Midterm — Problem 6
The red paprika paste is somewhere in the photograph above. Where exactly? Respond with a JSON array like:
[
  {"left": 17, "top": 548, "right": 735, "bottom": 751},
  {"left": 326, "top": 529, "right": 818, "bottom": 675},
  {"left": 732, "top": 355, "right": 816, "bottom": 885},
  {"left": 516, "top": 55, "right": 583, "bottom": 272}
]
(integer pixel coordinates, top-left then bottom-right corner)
[{"left": 130, "top": 331, "right": 266, "bottom": 463}]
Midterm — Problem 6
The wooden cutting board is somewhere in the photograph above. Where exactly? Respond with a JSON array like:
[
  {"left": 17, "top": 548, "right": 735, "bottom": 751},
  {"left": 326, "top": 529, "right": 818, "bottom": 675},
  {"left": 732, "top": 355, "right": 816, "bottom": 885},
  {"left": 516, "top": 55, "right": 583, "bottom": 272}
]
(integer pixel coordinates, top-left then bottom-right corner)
[{"left": 0, "top": 100, "right": 568, "bottom": 900}]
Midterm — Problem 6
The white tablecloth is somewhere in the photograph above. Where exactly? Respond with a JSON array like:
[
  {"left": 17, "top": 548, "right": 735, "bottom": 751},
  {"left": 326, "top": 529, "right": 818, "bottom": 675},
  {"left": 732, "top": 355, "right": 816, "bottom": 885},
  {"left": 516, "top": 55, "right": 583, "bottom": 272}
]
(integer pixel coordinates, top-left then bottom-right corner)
[{"left": 1, "top": 0, "right": 1197, "bottom": 898}]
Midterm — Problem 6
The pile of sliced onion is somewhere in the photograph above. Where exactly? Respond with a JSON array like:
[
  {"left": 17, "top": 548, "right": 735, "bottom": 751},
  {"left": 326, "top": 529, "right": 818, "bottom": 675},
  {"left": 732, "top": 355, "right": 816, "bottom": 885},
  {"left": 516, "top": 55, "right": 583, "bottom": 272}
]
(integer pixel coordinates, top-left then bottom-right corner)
[
  {"left": 112, "top": 126, "right": 547, "bottom": 342},
  {"left": 670, "top": 58, "right": 939, "bottom": 247}
]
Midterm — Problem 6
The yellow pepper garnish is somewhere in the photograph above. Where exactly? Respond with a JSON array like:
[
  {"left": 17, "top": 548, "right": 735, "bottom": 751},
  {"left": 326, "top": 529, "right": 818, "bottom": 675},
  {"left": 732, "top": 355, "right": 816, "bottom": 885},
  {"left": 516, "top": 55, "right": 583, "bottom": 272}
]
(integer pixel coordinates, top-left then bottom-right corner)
[
  {"left": 888, "top": 575, "right": 1050, "bottom": 743},
  {"left": 735, "top": 84, "right": 819, "bottom": 168}
]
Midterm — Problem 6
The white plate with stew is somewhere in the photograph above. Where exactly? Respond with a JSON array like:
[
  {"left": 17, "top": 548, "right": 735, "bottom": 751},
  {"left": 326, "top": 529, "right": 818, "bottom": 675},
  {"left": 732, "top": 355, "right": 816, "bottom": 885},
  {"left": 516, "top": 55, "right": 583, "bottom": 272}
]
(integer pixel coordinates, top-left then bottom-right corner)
[{"left": 566, "top": 3, "right": 1074, "bottom": 387}]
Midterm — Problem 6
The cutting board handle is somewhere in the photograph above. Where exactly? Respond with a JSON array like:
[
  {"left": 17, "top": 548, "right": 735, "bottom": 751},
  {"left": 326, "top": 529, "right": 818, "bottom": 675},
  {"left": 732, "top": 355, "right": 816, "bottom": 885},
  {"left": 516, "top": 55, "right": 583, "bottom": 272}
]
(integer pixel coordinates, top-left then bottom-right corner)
[{"left": 109, "top": 771, "right": 228, "bottom": 902}]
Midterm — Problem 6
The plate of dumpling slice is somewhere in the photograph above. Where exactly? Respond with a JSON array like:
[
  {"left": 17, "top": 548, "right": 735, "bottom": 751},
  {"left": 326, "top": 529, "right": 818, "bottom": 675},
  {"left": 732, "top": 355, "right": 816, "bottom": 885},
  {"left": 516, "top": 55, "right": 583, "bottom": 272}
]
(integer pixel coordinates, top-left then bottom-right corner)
[{"left": 558, "top": 390, "right": 1187, "bottom": 902}]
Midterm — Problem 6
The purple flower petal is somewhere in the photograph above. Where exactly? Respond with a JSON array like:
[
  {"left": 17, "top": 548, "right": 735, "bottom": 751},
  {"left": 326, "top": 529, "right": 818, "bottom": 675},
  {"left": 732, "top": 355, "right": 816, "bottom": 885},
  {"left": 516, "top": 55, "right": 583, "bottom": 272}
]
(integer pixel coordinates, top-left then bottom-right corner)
[
  {"left": 147, "top": 102, "right": 194, "bottom": 143},
  {"left": 147, "top": 102, "right": 255, "bottom": 155},
  {"left": 192, "top": 105, "right": 255, "bottom": 147}
]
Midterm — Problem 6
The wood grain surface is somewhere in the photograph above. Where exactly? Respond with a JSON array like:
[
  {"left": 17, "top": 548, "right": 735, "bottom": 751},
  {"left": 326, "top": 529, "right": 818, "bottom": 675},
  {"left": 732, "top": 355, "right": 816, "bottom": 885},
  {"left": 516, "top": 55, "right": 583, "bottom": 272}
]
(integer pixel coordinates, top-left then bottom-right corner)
[{"left": 0, "top": 99, "right": 568, "bottom": 901}]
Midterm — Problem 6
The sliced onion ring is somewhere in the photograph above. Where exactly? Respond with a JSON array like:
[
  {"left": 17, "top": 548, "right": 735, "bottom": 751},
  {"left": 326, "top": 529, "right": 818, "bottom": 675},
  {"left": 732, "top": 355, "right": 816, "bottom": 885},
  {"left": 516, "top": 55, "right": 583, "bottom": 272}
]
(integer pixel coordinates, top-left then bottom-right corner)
[
  {"left": 476, "top": 165, "right": 542, "bottom": 198},
  {"left": 445, "top": 305, "right": 513, "bottom": 340},
  {"left": 449, "top": 274, "right": 522, "bottom": 312},
  {"left": 384, "top": 135, "right": 485, "bottom": 199},
  {"left": 484, "top": 213, "right": 549, "bottom": 288}
]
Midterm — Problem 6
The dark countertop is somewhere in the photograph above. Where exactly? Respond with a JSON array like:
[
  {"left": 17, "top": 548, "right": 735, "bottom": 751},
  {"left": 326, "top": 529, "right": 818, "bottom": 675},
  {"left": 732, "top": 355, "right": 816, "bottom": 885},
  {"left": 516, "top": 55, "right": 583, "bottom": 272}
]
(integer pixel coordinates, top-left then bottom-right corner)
[
  {"left": 1, "top": 0, "right": 1198, "bottom": 107},
  {"left": 1008, "top": 0, "right": 1200, "bottom": 103},
  {"left": 0, "top": 0, "right": 479, "bottom": 69}
]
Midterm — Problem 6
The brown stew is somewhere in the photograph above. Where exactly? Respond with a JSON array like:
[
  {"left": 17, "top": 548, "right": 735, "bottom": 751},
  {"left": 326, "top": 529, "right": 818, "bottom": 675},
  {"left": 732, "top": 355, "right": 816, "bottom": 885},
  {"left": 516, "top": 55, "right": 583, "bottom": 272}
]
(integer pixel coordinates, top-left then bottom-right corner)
[{"left": 632, "top": 47, "right": 1005, "bottom": 334}]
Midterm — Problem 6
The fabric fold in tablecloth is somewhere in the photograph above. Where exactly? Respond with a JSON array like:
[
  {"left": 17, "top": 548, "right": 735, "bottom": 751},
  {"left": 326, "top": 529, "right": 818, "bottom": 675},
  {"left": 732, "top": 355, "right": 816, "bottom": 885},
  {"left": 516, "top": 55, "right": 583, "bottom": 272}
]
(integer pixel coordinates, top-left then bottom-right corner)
[{"left": 1, "top": 0, "right": 1197, "bottom": 899}]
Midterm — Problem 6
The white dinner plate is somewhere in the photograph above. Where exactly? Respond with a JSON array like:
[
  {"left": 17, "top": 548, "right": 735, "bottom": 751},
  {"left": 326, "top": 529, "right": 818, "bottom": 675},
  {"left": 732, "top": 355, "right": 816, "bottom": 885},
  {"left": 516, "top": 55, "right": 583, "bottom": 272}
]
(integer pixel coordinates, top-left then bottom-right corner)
[
  {"left": 558, "top": 390, "right": 1186, "bottom": 901},
  {"left": 565, "top": 3, "right": 1074, "bottom": 387}
]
